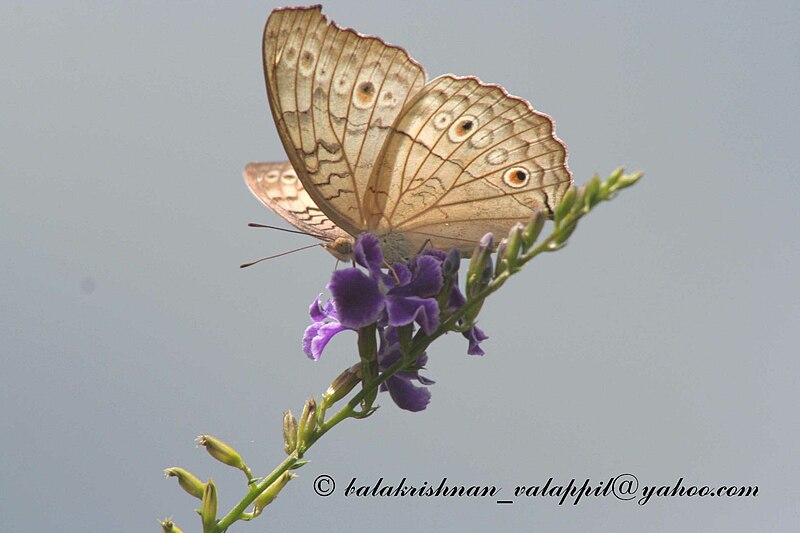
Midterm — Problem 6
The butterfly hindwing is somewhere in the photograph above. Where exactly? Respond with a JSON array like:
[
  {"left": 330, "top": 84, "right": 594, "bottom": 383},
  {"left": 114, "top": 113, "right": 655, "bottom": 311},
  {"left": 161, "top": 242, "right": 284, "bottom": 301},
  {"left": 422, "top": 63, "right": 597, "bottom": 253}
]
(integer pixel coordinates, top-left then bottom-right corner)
[{"left": 366, "top": 75, "right": 573, "bottom": 253}]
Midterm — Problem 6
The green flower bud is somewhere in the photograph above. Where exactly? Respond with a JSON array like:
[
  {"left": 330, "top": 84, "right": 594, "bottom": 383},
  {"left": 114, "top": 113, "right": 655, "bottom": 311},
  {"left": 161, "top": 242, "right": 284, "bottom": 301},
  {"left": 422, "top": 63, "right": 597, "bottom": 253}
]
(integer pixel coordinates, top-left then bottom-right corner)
[
  {"left": 159, "top": 517, "right": 184, "bottom": 533},
  {"left": 480, "top": 254, "right": 493, "bottom": 286},
  {"left": 164, "top": 467, "right": 205, "bottom": 499},
  {"left": 494, "top": 238, "right": 508, "bottom": 276},
  {"left": 615, "top": 171, "right": 643, "bottom": 190},
  {"left": 253, "top": 472, "right": 297, "bottom": 515},
  {"left": 606, "top": 167, "right": 624, "bottom": 188},
  {"left": 553, "top": 219, "right": 579, "bottom": 246},
  {"left": 572, "top": 185, "right": 586, "bottom": 212},
  {"left": 436, "top": 247, "right": 462, "bottom": 312},
  {"left": 297, "top": 398, "right": 317, "bottom": 449},
  {"left": 504, "top": 223, "right": 524, "bottom": 268},
  {"left": 283, "top": 411, "right": 298, "bottom": 455},
  {"left": 196, "top": 435, "right": 247, "bottom": 474},
  {"left": 522, "top": 210, "right": 546, "bottom": 250},
  {"left": 466, "top": 233, "right": 493, "bottom": 297},
  {"left": 200, "top": 479, "right": 218, "bottom": 533},
  {"left": 554, "top": 187, "right": 577, "bottom": 226},
  {"left": 442, "top": 247, "right": 461, "bottom": 276},
  {"left": 584, "top": 175, "right": 601, "bottom": 208},
  {"left": 323, "top": 365, "right": 362, "bottom": 406}
]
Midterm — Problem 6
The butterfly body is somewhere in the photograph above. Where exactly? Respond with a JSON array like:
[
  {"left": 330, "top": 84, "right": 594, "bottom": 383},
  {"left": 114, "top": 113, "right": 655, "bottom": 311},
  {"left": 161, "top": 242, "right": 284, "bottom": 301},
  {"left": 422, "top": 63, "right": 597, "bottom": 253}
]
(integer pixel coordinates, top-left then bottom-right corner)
[{"left": 245, "top": 5, "right": 572, "bottom": 263}]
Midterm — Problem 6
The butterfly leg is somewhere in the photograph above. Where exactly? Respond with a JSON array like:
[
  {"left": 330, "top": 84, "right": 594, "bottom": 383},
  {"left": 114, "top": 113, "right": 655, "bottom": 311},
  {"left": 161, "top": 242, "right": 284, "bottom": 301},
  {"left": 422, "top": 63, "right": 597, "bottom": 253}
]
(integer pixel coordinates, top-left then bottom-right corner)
[
  {"left": 383, "top": 260, "right": 401, "bottom": 284},
  {"left": 415, "top": 238, "right": 434, "bottom": 255}
]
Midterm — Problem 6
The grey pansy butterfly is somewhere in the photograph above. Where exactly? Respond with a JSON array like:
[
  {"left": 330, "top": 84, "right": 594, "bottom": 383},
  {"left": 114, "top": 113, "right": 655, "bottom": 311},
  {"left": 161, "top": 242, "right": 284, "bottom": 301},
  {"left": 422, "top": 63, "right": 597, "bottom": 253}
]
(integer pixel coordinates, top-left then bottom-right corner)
[{"left": 244, "top": 5, "right": 573, "bottom": 263}]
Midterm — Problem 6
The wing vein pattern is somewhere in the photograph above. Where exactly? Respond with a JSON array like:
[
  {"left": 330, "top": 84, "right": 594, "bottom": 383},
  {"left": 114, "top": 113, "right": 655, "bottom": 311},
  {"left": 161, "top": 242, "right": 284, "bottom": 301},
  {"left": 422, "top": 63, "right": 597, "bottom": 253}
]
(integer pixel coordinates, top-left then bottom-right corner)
[{"left": 254, "top": 6, "right": 573, "bottom": 261}]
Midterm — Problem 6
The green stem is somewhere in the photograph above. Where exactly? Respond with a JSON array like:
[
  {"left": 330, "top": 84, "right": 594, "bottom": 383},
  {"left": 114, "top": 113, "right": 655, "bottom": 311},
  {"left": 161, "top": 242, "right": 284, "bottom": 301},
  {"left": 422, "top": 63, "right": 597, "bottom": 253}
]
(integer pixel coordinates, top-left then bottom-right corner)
[
  {"left": 214, "top": 454, "right": 297, "bottom": 532},
  {"left": 211, "top": 170, "right": 642, "bottom": 531},
  {"left": 357, "top": 324, "right": 379, "bottom": 411},
  {"left": 214, "top": 237, "right": 544, "bottom": 531}
]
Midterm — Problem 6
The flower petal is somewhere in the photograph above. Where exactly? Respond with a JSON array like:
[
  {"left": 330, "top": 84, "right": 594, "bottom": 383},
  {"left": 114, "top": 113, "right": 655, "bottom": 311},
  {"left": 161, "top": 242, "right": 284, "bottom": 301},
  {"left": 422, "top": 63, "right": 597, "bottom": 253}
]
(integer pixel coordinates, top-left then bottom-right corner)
[
  {"left": 463, "top": 324, "right": 489, "bottom": 356},
  {"left": 354, "top": 233, "right": 383, "bottom": 272},
  {"left": 416, "top": 373, "right": 436, "bottom": 386},
  {"left": 421, "top": 248, "right": 447, "bottom": 261},
  {"left": 302, "top": 321, "right": 347, "bottom": 360},
  {"left": 448, "top": 284, "right": 466, "bottom": 309},
  {"left": 385, "top": 295, "right": 439, "bottom": 334},
  {"left": 392, "top": 263, "right": 412, "bottom": 285},
  {"left": 390, "top": 255, "right": 443, "bottom": 298},
  {"left": 385, "top": 375, "right": 431, "bottom": 412},
  {"left": 378, "top": 328, "right": 402, "bottom": 370},
  {"left": 308, "top": 294, "right": 325, "bottom": 322},
  {"left": 302, "top": 321, "right": 323, "bottom": 359},
  {"left": 328, "top": 268, "right": 384, "bottom": 329},
  {"left": 441, "top": 248, "right": 460, "bottom": 276},
  {"left": 394, "top": 353, "right": 431, "bottom": 382},
  {"left": 309, "top": 294, "right": 339, "bottom": 322},
  {"left": 376, "top": 262, "right": 409, "bottom": 291}
]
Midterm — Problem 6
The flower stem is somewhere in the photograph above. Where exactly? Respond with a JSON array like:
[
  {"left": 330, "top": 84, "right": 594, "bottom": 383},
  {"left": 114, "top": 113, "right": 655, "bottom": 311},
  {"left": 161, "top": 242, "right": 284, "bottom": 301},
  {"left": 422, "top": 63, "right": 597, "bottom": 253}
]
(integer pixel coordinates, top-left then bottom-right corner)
[
  {"left": 357, "top": 324, "right": 379, "bottom": 412},
  {"left": 213, "top": 454, "right": 297, "bottom": 531},
  {"left": 207, "top": 169, "right": 642, "bottom": 532}
]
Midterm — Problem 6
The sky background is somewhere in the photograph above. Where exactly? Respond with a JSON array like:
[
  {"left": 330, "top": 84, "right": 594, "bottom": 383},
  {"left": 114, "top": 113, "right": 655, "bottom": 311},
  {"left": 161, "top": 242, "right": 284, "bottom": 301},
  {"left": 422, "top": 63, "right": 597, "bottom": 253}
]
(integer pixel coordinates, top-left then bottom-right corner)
[{"left": 2, "top": 1, "right": 799, "bottom": 531}]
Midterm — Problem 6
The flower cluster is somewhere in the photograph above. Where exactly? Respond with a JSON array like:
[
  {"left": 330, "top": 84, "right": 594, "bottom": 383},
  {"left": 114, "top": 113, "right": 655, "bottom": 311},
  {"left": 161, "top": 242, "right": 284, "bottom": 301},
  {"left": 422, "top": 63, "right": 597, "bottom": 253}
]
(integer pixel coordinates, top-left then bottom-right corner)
[
  {"left": 165, "top": 170, "right": 642, "bottom": 531},
  {"left": 303, "top": 234, "right": 488, "bottom": 411}
]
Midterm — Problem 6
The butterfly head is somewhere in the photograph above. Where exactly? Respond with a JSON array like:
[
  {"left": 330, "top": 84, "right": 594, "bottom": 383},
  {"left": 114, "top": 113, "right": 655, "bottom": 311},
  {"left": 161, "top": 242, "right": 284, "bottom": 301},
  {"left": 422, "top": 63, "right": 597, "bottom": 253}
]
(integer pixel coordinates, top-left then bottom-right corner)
[{"left": 322, "top": 237, "right": 355, "bottom": 262}]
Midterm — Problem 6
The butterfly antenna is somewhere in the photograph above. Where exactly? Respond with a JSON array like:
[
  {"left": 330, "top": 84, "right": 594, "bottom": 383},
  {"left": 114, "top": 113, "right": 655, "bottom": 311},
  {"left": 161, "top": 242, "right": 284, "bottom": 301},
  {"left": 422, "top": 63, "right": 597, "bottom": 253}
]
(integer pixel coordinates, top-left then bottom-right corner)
[
  {"left": 247, "top": 223, "right": 331, "bottom": 241},
  {"left": 240, "top": 242, "right": 325, "bottom": 268}
]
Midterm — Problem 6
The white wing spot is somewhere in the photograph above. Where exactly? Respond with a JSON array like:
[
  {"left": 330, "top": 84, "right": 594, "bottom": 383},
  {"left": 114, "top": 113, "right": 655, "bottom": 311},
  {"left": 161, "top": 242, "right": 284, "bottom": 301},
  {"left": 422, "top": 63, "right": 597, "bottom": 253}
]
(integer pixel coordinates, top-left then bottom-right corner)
[
  {"left": 334, "top": 75, "right": 351, "bottom": 95},
  {"left": 469, "top": 128, "right": 493, "bottom": 149},
  {"left": 486, "top": 147, "right": 509, "bottom": 165},
  {"left": 299, "top": 50, "right": 315, "bottom": 75},
  {"left": 379, "top": 91, "right": 397, "bottom": 108},
  {"left": 433, "top": 111, "right": 453, "bottom": 130}
]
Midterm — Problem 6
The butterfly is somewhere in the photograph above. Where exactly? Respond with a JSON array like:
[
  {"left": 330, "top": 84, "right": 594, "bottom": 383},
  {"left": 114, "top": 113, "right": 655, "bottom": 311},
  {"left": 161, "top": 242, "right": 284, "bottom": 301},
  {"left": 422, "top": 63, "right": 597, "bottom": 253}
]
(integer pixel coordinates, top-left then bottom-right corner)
[{"left": 244, "top": 5, "right": 572, "bottom": 263}]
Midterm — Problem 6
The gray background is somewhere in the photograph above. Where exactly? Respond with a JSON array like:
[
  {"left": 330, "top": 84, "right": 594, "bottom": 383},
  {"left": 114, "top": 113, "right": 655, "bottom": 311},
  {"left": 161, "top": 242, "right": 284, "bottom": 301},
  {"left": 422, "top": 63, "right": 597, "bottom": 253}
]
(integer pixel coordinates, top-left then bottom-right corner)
[{"left": 2, "top": 1, "right": 798, "bottom": 531}]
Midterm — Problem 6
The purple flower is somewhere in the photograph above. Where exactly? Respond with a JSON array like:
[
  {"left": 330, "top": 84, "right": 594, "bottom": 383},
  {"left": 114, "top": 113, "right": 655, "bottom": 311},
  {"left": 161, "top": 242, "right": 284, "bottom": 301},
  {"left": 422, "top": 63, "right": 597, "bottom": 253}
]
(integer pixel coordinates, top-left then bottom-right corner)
[
  {"left": 326, "top": 268, "right": 384, "bottom": 329},
  {"left": 303, "top": 235, "right": 445, "bottom": 360},
  {"left": 378, "top": 328, "right": 435, "bottom": 412},
  {"left": 302, "top": 295, "right": 349, "bottom": 361},
  {"left": 328, "top": 234, "right": 442, "bottom": 334},
  {"left": 463, "top": 325, "right": 489, "bottom": 356},
  {"left": 302, "top": 233, "right": 491, "bottom": 409},
  {"left": 419, "top": 247, "right": 488, "bottom": 357}
]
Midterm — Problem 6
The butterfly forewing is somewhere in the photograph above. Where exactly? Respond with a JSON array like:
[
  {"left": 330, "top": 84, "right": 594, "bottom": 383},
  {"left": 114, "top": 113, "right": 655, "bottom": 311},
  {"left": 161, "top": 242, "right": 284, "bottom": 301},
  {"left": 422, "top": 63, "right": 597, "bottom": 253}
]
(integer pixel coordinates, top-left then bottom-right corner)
[{"left": 263, "top": 6, "right": 426, "bottom": 236}]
